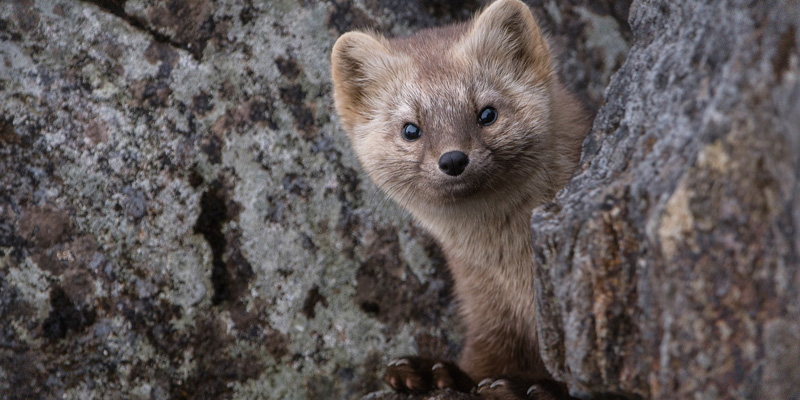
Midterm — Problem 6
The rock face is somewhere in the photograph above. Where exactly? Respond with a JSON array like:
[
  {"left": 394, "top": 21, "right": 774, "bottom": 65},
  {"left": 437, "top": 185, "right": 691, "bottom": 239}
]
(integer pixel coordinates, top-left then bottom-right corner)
[
  {"left": 532, "top": 1, "right": 800, "bottom": 399},
  {"left": 8, "top": 0, "right": 797, "bottom": 400},
  {"left": 0, "top": 1, "right": 629, "bottom": 400}
]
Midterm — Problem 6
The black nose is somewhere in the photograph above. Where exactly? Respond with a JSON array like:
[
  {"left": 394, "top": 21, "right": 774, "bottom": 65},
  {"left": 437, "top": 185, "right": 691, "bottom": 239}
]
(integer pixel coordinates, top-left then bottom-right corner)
[{"left": 438, "top": 151, "right": 469, "bottom": 176}]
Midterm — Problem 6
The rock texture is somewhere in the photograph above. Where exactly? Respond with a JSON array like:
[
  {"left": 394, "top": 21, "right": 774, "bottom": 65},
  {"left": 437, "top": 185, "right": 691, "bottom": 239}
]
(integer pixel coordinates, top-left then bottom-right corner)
[
  {"left": 532, "top": 1, "right": 800, "bottom": 399},
  {"left": 0, "top": 1, "right": 629, "bottom": 400}
]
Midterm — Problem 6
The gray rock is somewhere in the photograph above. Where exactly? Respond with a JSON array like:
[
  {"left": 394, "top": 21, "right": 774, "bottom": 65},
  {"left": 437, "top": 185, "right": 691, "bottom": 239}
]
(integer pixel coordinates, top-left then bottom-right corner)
[
  {"left": 532, "top": 1, "right": 800, "bottom": 399},
  {"left": 0, "top": 0, "right": 630, "bottom": 399}
]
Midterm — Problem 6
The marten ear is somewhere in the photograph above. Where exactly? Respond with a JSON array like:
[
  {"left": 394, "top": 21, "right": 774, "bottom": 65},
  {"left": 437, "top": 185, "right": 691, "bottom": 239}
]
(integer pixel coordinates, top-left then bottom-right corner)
[
  {"left": 459, "top": 0, "right": 552, "bottom": 83},
  {"left": 331, "top": 31, "right": 398, "bottom": 130}
]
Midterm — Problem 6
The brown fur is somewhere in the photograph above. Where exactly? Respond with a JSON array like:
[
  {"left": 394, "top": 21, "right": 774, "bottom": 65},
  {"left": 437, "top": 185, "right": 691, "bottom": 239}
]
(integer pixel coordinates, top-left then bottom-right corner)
[{"left": 332, "top": 0, "right": 591, "bottom": 387}]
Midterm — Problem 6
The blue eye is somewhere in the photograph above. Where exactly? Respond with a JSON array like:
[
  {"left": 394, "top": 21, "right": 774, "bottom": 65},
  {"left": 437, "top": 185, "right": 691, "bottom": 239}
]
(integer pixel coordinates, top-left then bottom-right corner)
[
  {"left": 402, "top": 123, "right": 422, "bottom": 141},
  {"left": 477, "top": 107, "right": 497, "bottom": 126}
]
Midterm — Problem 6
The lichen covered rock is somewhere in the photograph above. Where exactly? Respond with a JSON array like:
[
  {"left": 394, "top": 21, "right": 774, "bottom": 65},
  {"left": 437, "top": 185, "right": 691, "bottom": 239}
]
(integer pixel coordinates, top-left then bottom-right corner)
[{"left": 0, "top": 0, "right": 629, "bottom": 399}]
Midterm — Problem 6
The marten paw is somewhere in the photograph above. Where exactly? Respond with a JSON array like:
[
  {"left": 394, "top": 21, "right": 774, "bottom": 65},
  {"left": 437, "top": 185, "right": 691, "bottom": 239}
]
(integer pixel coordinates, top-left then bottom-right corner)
[
  {"left": 384, "top": 356, "right": 474, "bottom": 393},
  {"left": 475, "top": 378, "right": 530, "bottom": 400},
  {"left": 475, "top": 378, "right": 570, "bottom": 400}
]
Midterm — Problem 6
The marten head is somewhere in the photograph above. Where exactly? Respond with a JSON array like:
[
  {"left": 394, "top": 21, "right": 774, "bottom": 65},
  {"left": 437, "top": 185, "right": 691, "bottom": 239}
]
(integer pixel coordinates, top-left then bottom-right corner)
[{"left": 331, "top": 0, "right": 578, "bottom": 217}]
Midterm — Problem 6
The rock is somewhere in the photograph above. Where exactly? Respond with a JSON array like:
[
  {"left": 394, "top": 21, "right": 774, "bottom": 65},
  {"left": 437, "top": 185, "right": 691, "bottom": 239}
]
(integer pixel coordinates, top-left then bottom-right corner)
[
  {"left": 0, "top": 0, "right": 631, "bottom": 400},
  {"left": 532, "top": 1, "right": 800, "bottom": 399}
]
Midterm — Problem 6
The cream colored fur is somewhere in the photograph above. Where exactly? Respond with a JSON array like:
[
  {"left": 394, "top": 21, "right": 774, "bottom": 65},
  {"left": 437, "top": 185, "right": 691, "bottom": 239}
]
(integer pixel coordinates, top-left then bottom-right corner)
[{"left": 331, "top": 0, "right": 590, "bottom": 383}]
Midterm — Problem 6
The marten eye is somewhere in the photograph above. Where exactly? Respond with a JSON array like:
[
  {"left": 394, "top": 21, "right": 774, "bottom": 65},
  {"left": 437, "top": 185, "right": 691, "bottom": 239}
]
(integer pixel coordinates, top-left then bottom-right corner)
[
  {"left": 402, "top": 123, "right": 422, "bottom": 141},
  {"left": 477, "top": 107, "right": 497, "bottom": 126}
]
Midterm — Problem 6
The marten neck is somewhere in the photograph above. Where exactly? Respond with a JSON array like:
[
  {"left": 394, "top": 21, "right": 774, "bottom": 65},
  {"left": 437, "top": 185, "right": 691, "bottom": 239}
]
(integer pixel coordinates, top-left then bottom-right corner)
[
  {"left": 418, "top": 198, "right": 532, "bottom": 262},
  {"left": 411, "top": 197, "right": 549, "bottom": 380}
]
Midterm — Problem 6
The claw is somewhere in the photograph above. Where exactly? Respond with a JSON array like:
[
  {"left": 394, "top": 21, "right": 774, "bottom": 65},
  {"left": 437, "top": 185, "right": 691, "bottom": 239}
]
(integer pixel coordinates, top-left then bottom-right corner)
[
  {"left": 478, "top": 378, "right": 493, "bottom": 388},
  {"left": 388, "top": 358, "right": 410, "bottom": 367},
  {"left": 490, "top": 379, "right": 508, "bottom": 389},
  {"left": 432, "top": 362, "right": 445, "bottom": 371},
  {"left": 527, "top": 384, "right": 541, "bottom": 396}
]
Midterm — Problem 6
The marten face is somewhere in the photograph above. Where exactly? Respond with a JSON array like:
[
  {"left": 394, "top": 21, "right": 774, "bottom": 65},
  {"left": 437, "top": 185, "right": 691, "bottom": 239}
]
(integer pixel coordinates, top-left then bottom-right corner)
[
  {"left": 348, "top": 65, "right": 552, "bottom": 211},
  {"left": 332, "top": 0, "right": 561, "bottom": 214}
]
